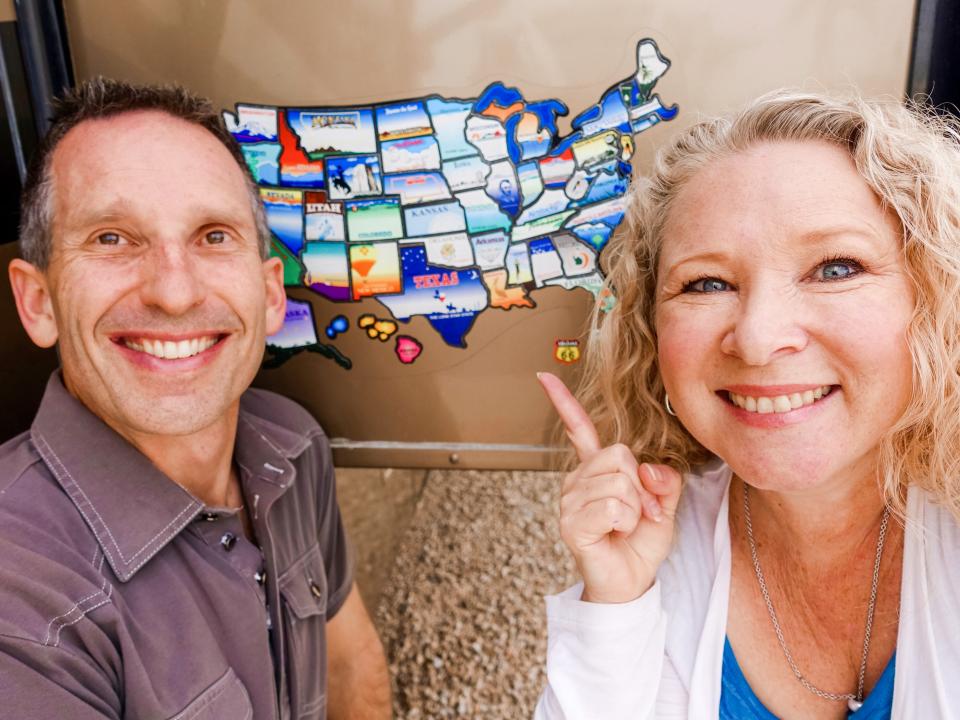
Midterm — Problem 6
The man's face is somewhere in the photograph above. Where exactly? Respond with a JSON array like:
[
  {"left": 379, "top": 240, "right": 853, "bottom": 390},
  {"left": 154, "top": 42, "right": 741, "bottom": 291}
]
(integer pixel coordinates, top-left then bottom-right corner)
[{"left": 43, "top": 110, "right": 285, "bottom": 439}]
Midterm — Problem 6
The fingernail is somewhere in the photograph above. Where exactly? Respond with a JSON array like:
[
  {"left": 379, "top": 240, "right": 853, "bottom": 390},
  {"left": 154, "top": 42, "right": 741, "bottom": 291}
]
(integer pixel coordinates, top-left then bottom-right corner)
[
  {"left": 643, "top": 463, "right": 660, "bottom": 483},
  {"left": 536, "top": 372, "right": 543, "bottom": 379}
]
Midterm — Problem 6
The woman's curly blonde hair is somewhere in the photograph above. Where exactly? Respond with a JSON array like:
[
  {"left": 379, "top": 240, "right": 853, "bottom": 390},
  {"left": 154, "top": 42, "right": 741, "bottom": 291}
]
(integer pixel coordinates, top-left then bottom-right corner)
[{"left": 576, "top": 89, "right": 960, "bottom": 518}]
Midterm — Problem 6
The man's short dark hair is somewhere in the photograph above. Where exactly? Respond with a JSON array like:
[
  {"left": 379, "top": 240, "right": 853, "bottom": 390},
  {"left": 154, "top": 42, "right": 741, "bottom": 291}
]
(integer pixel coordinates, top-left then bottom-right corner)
[{"left": 19, "top": 77, "right": 270, "bottom": 268}]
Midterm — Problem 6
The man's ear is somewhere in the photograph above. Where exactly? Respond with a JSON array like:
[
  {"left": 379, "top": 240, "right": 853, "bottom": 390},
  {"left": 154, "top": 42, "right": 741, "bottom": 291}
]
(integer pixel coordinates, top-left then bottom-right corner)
[
  {"left": 263, "top": 256, "right": 287, "bottom": 336},
  {"left": 8, "top": 258, "right": 59, "bottom": 348}
]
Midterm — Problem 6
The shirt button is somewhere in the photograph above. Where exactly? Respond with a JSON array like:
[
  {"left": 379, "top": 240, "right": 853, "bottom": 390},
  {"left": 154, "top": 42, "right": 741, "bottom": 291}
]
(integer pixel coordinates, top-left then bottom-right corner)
[
  {"left": 254, "top": 570, "right": 267, "bottom": 586},
  {"left": 220, "top": 532, "right": 237, "bottom": 551},
  {"left": 309, "top": 580, "right": 323, "bottom": 599}
]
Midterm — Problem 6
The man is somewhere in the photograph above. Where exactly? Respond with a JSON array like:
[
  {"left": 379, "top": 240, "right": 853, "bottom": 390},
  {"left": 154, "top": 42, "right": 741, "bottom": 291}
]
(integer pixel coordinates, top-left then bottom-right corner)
[{"left": 0, "top": 78, "right": 391, "bottom": 719}]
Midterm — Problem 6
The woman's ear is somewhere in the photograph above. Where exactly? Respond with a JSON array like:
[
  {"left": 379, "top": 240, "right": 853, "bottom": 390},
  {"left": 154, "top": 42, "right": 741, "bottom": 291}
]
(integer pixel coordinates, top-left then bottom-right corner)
[{"left": 8, "top": 258, "right": 59, "bottom": 348}]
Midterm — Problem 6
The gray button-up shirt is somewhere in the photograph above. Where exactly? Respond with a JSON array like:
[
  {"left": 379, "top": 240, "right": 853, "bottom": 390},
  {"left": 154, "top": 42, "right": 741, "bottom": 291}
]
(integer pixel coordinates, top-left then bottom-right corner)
[{"left": 0, "top": 374, "right": 352, "bottom": 719}]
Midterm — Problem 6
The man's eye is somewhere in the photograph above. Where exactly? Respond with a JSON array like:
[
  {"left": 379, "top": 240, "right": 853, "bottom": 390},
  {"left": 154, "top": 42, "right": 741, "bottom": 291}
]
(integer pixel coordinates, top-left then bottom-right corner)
[
  {"left": 205, "top": 230, "right": 227, "bottom": 245},
  {"left": 96, "top": 232, "right": 124, "bottom": 245},
  {"left": 683, "top": 276, "right": 731, "bottom": 293}
]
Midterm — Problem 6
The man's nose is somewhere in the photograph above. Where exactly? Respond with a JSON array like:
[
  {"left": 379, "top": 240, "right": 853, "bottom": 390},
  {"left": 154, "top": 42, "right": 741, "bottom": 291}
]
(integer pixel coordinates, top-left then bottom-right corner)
[
  {"left": 138, "top": 242, "right": 205, "bottom": 315},
  {"left": 719, "top": 285, "right": 808, "bottom": 365}
]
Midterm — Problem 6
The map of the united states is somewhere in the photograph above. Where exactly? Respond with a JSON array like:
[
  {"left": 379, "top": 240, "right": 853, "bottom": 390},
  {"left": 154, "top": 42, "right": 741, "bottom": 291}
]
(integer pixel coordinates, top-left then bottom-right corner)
[{"left": 223, "top": 39, "right": 676, "bottom": 368}]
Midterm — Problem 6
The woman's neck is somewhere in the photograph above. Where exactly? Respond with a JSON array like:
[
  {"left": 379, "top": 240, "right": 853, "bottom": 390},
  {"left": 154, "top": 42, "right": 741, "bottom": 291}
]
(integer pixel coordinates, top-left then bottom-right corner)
[{"left": 732, "top": 470, "right": 889, "bottom": 570}]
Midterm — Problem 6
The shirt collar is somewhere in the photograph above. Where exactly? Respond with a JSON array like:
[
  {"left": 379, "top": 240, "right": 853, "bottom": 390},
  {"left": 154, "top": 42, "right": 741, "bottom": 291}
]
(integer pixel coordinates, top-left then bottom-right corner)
[
  {"left": 236, "top": 391, "right": 311, "bottom": 479},
  {"left": 231, "top": 393, "right": 310, "bottom": 525},
  {"left": 30, "top": 374, "right": 305, "bottom": 582}
]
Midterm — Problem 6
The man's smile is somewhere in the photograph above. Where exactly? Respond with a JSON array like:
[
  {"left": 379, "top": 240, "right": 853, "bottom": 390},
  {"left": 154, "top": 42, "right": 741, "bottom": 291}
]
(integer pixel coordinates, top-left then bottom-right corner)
[
  {"left": 109, "top": 332, "right": 232, "bottom": 370},
  {"left": 117, "top": 334, "right": 224, "bottom": 360}
]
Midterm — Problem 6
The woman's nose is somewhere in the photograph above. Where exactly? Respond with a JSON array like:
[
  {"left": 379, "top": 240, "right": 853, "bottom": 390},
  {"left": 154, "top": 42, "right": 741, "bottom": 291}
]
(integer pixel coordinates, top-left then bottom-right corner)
[{"left": 720, "top": 285, "right": 808, "bottom": 365}]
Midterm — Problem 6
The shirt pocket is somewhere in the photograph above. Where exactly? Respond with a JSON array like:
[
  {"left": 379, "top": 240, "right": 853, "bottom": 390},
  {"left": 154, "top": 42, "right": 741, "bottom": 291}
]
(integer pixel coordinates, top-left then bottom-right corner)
[
  {"left": 167, "top": 666, "right": 253, "bottom": 720},
  {"left": 278, "top": 543, "right": 328, "bottom": 720}
]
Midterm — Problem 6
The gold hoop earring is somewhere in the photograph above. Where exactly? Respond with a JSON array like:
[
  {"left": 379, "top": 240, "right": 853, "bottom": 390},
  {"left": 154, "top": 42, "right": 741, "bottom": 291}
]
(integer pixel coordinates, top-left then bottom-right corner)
[{"left": 665, "top": 394, "right": 677, "bottom": 416}]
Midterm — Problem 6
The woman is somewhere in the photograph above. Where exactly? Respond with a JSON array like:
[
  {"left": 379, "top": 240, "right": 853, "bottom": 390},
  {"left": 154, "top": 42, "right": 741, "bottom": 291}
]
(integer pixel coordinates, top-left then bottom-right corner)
[{"left": 534, "top": 91, "right": 960, "bottom": 719}]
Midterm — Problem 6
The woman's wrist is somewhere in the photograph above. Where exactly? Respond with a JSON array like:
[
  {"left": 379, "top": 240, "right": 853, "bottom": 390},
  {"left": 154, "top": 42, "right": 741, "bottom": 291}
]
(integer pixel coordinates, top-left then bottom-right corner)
[{"left": 580, "top": 578, "right": 655, "bottom": 604}]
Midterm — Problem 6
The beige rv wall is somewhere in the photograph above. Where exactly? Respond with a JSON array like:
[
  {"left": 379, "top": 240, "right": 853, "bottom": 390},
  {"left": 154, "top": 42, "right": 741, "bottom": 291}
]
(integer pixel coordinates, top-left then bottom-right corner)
[
  {"left": 63, "top": 1, "right": 916, "bottom": 169},
  {"left": 1, "top": 0, "right": 912, "bottom": 464}
]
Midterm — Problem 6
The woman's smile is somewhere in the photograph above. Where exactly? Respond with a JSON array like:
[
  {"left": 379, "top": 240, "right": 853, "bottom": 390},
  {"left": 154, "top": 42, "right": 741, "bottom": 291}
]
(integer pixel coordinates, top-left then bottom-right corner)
[{"left": 718, "top": 384, "right": 840, "bottom": 428}]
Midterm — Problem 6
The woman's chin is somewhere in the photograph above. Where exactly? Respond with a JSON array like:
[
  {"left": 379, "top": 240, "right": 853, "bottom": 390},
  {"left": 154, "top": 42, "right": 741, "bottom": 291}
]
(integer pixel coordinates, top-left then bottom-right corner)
[{"left": 722, "top": 455, "right": 839, "bottom": 494}]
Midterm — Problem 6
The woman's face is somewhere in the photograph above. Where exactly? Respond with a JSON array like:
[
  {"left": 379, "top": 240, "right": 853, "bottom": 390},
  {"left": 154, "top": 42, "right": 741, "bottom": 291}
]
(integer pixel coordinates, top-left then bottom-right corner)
[{"left": 655, "top": 140, "right": 914, "bottom": 491}]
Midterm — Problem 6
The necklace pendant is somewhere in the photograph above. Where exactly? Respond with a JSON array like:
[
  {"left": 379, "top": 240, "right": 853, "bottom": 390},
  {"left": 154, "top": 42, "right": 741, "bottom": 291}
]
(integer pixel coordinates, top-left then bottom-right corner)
[{"left": 847, "top": 697, "right": 864, "bottom": 713}]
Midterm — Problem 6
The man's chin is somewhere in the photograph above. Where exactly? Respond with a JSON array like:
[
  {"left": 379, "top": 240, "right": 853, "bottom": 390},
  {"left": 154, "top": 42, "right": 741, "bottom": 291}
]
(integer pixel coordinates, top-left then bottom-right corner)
[
  {"left": 106, "top": 395, "right": 237, "bottom": 439},
  {"left": 64, "top": 357, "right": 253, "bottom": 440}
]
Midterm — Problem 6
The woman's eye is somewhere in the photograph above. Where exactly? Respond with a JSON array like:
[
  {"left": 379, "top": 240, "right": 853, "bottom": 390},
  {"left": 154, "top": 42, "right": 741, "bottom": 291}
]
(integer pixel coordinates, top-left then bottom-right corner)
[
  {"left": 814, "top": 258, "right": 862, "bottom": 281},
  {"left": 205, "top": 230, "right": 227, "bottom": 245},
  {"left": 683, "top": 277, "right": 731, "bottom": 293},
  {"left": 96, "top": 232, "right": 124, "bottom": 246}
]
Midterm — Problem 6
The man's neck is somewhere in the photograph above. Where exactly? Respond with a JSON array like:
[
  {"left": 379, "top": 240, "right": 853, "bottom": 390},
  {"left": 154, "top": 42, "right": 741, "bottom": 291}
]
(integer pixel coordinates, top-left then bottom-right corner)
[{"left": 124, "top": 410, "right": 241, "bottom": 509}]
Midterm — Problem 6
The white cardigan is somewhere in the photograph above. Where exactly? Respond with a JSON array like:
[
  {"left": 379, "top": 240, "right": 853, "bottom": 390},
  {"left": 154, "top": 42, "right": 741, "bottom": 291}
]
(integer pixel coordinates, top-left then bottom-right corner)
[{"left": 534, "top": 459, "right": 960, "bottom": 719}]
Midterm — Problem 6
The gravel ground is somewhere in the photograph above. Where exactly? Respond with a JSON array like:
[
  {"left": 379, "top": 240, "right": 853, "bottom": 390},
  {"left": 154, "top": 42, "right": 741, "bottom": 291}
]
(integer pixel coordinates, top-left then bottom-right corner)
[
  {"left": 373, "top": 469, "right": 578, "bottom": 719},
  {"left": 335, "top": 467, "right": 429, "bottom": 611}
]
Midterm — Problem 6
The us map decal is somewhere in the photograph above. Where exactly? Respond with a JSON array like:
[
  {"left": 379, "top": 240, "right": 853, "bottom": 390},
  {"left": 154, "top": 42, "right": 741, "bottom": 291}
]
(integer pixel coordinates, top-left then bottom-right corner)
[{"left": 224, "top": 40, "right": 677, "bottom": 370}]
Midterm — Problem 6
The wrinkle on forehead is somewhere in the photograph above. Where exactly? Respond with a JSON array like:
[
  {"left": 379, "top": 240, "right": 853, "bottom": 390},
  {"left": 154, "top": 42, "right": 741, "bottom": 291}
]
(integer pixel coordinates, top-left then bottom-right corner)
[
  {"left": 49, "top": 110, "right": 255, "bottom": 240},
  {"left": 657, "top": 140, "right": 900, "bottom": 276}
]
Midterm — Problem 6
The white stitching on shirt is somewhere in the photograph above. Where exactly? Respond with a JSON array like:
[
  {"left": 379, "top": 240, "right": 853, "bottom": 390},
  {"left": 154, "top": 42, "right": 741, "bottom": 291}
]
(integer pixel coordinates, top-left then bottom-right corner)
[
  {"left": 42, "top": 552, "right": 105, "bottom": 645},
  {"left": 238, "top": 417, "right": 289, "bottom": 487},
  {"left": 118, "top": 501, "right": 196, "bottom": 574},
  {"left": 34, "top": 433, "right": 198, "bottom": 573},
  {"left": 49, "top": 586, "right": 113, "bottom": 648},
  {"left": 44, "top": 552, "right": 113, "bottom": 647},
  {"left": 241, "top": 416, "right": 286, "bottom": 454},
  {"left": 240, "top": 418, "right": 324, "bottom": 461},
  {"left": 34, "top": 433, "right": 121, "bottom": 572},
  {"left": 241, "top": 412, "right": 318, "bottom": 455}
]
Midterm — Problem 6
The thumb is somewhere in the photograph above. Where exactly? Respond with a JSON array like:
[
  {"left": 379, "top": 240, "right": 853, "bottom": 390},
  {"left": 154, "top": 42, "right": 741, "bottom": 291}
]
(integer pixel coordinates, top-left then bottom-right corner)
[{"left": 640, "top": 463, "right": 683, "bottom": 517}]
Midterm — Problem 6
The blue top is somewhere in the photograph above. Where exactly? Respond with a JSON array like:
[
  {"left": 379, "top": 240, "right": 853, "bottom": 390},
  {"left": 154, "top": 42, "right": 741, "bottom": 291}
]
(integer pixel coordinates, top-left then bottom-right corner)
[{"left": 719, "top": 637, "right": 896, "bottom": 719}]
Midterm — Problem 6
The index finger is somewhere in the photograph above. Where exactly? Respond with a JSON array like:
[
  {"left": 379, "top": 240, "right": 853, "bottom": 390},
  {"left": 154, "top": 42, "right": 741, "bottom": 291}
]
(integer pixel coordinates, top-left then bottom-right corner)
[{"left": 537, "top": 372, "right": 602, "bottom": 461}]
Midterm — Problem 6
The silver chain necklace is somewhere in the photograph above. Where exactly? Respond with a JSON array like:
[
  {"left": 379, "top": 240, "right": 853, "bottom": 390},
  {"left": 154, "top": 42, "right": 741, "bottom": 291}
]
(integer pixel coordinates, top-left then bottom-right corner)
[{"left": 742, "top": 483, "right": 890, "bottom": 713}]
